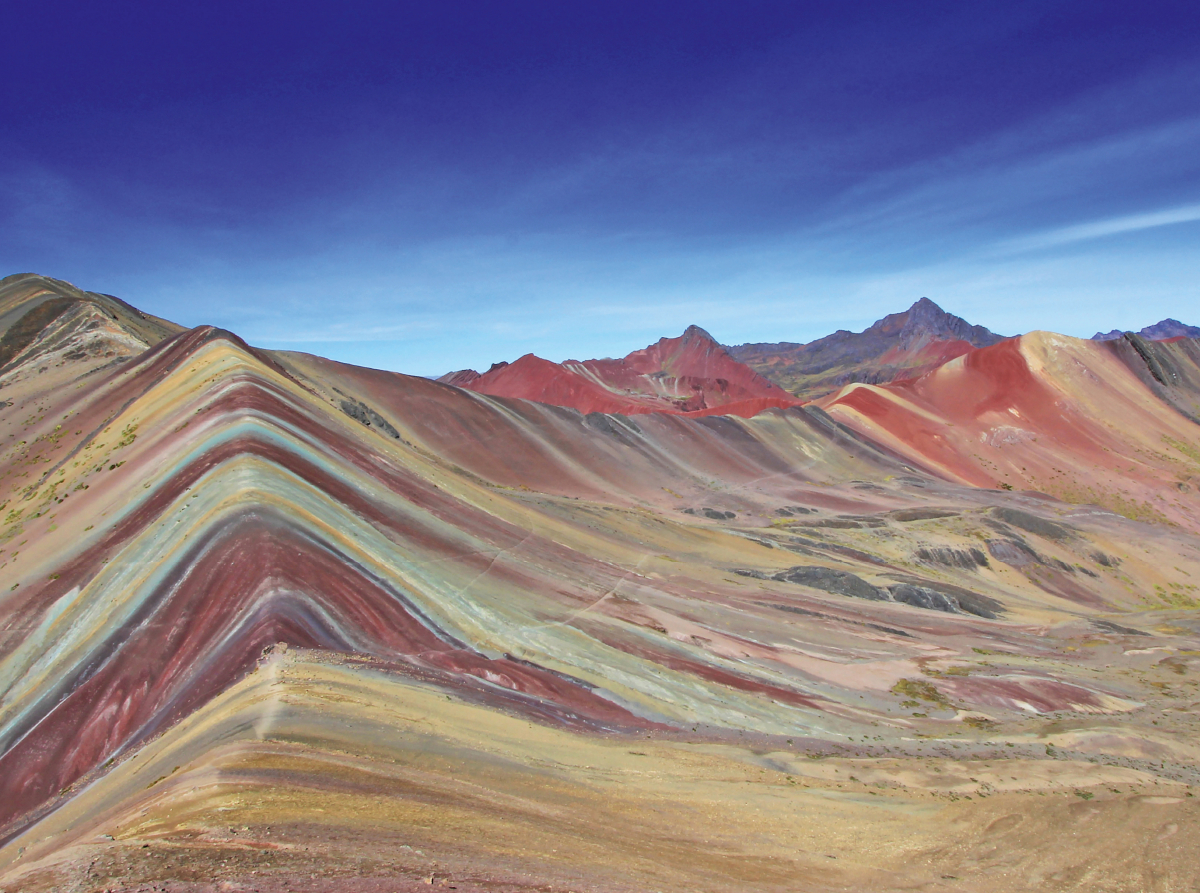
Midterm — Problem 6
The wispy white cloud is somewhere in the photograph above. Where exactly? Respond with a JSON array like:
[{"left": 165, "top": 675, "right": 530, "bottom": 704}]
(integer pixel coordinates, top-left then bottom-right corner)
[
  {"left": 256, "top": 319, "right": 444, "bottom": 343},
  {"left": 1000, "top": 202, "right": 1200, "bottom": 253}
]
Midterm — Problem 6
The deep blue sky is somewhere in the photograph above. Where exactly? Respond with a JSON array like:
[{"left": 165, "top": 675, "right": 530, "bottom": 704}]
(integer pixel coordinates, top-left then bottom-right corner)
[{"left": 3, "top": 1, "right": 1199, "bottom": 374}]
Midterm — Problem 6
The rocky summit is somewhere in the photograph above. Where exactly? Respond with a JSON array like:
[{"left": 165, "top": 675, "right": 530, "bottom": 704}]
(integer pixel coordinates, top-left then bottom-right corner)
[
  {"left": 728, "top": 297, "right": 1007, "bottom": 399},
  {"left": 439, "top": 322, "right": 800, "bottom": 416}
]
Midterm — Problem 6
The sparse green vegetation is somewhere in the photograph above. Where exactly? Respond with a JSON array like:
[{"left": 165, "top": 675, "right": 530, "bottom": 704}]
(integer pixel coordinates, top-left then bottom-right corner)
[
  {"left": 115, "top": 422, "right": 138, "bottom": 449},
  {"left": 1163, "top": 435, "right": 1200, "bottom": 467},
  {"left": 891, "top": 678, "right": 951, "bottom": 708},
  {"left": 962, "top": 716, "right": 996, "bottom": 729}
]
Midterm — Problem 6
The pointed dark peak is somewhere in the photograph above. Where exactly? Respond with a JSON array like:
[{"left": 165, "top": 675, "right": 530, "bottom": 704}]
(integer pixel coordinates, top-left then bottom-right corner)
[
  {"left": 681, "top": 324, "right": 717, "bottom": 343},
  {"left": 890, "top": 298, "right": 1004, "bottom": 348},
  {"left": 900, "top": 298, "right": 953, "bottom": 335},
  {"left": 723, "top": 298, "right": 1004, "bottom": 399},
  {"left": 905, "top": 296, "right": 949, "bottom": 320},
  {"left": 1139, "top": 318, "right": 1200, "bottom": 340},
  {"left": 861, "top": 297, "right": 953, "bottom": 341}
]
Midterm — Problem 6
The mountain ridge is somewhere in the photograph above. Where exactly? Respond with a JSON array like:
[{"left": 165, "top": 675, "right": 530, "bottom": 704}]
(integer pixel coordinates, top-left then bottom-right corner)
[
  {"left": 727, "top": 297, "right": 1007, "bottom": 399},
  {"left": 1093, "top": 317, "right": 1200, "bottom": 341},
  {"left": 440, "top": 323, "right": 801, "bottom": 416}
]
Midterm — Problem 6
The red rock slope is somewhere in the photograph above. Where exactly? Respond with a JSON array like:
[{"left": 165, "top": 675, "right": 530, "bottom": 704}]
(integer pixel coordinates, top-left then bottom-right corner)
[
  {"left": 820, "top": 331, "right": 1200, "bottom": 532},
  {"left": 440, "top": 325, "right": 802, "bottom": 417}
]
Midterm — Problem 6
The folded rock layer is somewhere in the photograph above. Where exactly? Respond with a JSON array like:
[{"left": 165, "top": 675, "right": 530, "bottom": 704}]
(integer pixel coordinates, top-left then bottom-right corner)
[{"left": 1, "top": 275, "right": 1199, "bottom": 892}]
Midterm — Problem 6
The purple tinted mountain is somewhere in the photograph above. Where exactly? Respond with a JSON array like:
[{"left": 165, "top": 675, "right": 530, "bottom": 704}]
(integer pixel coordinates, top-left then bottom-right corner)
[
  {"left": 727, "top": 297, "right": 1006, "bottom": 400},
  {"left": 1093, "top": 319, "right": 1200, "bottom": 341}
]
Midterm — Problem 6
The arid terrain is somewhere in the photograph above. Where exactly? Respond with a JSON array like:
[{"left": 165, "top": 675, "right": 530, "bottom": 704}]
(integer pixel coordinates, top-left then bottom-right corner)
[{"left": 1, "top": 273, "right": 1199, "bottom": 892}]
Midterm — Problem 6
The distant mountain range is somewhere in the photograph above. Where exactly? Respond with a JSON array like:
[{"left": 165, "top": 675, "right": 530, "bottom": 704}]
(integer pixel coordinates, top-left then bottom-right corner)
[
  {"left": 440, "top": 324, "right": 801, "bottom": 417},
  {"left": 439, "top": 297, "right": 997, "bottom": 408},
  {"left": 446, "top": 299, "right": 1200, "bottom": 411},
  {"left": 727, "top": 297, "right": 1008, "bottom": 400},
  {"left": 1093, "top": 318, "right": 1200, "bottom": 341},
  {"left": 442, "top": 297, "right": 1005, "bottom": 411}
]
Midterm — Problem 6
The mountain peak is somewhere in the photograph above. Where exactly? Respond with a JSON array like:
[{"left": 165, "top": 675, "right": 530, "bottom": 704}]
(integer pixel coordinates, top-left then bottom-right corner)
[
  {"left": 1135, "top": 318, "right": 1200, "bottom": 340},
  {"left": 899, "top": 298, "right": 951, "bottom": 338},
  {"left": 909, "top": 296, "right": 943, "bottom": 312},
  {"left": 728, "top": 297, "right": 1004, "bottom": 399},
  {"left": 439, "top": 322, "right": 796, "bottom": 416},
  {"left": 897, "top": 298, "right": 1003, "bottom": 348},
  {"left": 681, "top": 324, "right": 717, "bottom": 343}
]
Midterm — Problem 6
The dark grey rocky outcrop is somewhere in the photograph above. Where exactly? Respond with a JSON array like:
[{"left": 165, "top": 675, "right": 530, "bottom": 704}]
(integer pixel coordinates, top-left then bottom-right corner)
[
  {"left": 734, "top": 564, "right": 1003, "bottom": 618},
  {"left": 889, "top": 584, "right": 962, "bottom": 613},
  {"left": 914, "top": 546, "right": 989, "bottom": 569},
  {"left": 772, "top": 566, "right": 888, "bottom": 601},
  {"left": 986, "top": 538, "right": 1039, "bottom": 567},
  {"left": 989, "top": 507, "right": 1074, "bottom": 541},
  {"left": 340, "top": 399, "right": 401, "bottom": 439}
]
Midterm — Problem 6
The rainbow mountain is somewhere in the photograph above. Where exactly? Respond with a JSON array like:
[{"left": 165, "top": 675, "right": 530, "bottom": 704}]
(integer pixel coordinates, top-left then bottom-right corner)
[{"left": 1, "top": 273, "right": 1199, "bottom": 892}]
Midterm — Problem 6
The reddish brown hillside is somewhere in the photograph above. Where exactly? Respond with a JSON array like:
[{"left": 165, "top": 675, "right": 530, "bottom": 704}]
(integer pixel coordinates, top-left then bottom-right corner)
[
  {"left": 819, "top": 331, "right": 1200, "bottom": 531},
  {"left": 440, "top": 324, "right": 802, "bottom": 416}
]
